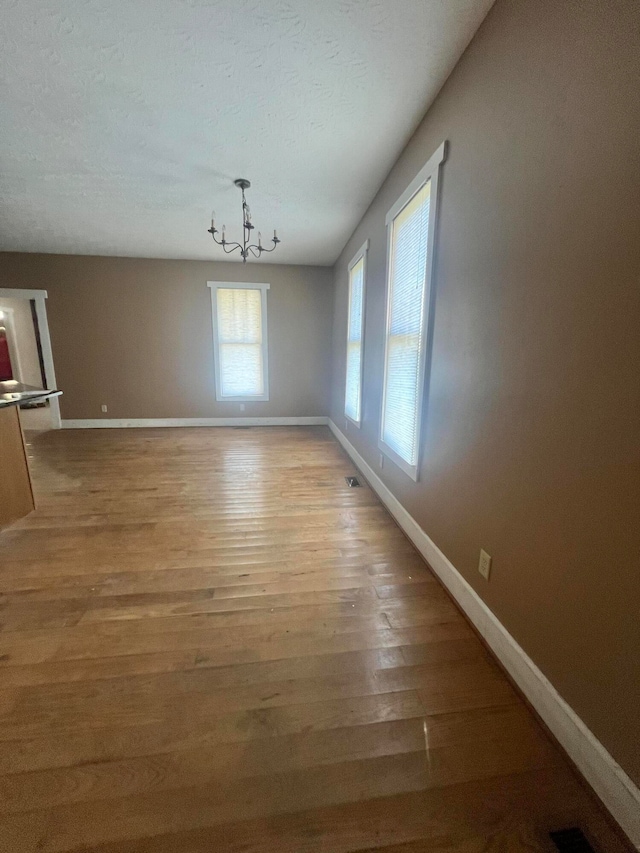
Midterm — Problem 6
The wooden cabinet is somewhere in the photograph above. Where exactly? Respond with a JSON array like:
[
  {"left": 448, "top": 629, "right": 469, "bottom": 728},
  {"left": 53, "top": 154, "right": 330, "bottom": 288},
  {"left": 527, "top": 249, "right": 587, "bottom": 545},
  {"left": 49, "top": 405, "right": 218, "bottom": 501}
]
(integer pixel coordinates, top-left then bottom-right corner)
[{"left": 0, "top": 404, "right": 35, "bottom": 528}]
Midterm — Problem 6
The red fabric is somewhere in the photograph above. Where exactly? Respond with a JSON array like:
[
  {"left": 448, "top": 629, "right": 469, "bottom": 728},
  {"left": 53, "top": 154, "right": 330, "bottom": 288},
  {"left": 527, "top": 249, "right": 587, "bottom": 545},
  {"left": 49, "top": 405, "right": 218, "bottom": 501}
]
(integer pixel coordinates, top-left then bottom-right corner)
[{"left": 0, "top": 333, "right": 13, "bottom": 381}]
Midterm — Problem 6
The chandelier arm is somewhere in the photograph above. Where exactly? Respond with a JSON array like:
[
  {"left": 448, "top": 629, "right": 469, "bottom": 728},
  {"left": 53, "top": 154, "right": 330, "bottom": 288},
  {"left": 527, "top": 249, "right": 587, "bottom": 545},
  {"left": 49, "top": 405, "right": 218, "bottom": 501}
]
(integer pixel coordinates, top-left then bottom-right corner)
[
  {"left": 211, "top": 232, "right": 238, "bottom": 251},
  {"left": 214, "top": 238, "right": 244, "bottom": 254},
  {"left": 210, "top": 231, "right": 244, "bottom": 254},
  {"left": 248, "top": 242, "right": 278, "bottom": 254}
]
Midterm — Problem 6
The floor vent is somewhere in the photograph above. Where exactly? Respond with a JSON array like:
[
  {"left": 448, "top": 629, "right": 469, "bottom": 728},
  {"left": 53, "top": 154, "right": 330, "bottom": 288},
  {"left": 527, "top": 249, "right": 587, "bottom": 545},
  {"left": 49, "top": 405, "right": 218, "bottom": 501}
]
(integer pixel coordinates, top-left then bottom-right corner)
[
  {"left": 549, "top": 828, "right": 597, "bottom": 853},
  {"left": 345, "top": 476, "right": 361, "bottom": 487}
]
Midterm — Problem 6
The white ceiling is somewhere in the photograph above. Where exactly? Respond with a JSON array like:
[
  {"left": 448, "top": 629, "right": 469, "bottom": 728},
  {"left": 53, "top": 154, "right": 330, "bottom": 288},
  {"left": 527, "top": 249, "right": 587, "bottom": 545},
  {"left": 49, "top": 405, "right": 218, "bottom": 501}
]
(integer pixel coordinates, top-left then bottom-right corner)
[{"left": 0, "top": 0, "right": 494, "bottom": 265}]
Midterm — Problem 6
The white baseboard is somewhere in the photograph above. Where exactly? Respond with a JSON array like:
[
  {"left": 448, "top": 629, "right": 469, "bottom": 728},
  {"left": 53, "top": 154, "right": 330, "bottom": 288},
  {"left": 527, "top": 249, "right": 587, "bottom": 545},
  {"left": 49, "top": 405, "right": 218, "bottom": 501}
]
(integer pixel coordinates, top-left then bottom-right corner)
[
  {"left": 61, "top": 416, "right": 329, "bottom": 429},
  {"left": 328, "top": 419, "right": 640, "bottom": 849}
]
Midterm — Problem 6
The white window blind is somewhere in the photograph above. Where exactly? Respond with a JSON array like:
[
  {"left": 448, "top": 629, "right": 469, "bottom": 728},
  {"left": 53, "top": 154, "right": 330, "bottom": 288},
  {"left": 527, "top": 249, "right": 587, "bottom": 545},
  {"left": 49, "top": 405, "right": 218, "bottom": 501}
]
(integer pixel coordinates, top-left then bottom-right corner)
[
  {"left": 379, "top": 142, "right": 446, "bottom": 480},
  {"left": 208, "top": 283, "right": 269, "bottom": 401},
  {"left": 381, "top": 182, "right": 430, "bottom": 468},
  {"left": 344, "top": 243, "right": 368, "bottom": 424}
]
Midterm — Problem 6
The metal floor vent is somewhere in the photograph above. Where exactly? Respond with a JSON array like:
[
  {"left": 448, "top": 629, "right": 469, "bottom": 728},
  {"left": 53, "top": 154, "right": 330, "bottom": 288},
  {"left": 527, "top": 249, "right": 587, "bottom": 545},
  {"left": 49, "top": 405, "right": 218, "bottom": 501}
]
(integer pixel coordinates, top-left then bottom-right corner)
[
  {"left": 549, "top": 828, "right": 597, "bottom": 853},
  {"left": 345, "top": 476, "right": 361, "bottom": 487}
]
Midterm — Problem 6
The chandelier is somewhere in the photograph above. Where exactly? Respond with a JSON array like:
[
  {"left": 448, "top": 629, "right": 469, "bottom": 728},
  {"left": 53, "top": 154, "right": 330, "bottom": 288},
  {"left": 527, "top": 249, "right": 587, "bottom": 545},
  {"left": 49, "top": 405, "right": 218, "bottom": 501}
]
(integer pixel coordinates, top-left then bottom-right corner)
[{"left": 208, "top": 179, "right": 280, "bottom": 263}]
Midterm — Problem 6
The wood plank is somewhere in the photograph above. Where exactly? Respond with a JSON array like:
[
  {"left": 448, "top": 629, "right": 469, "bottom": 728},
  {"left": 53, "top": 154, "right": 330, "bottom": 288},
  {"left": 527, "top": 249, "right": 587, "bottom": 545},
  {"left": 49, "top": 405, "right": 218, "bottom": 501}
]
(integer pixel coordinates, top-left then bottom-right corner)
[
  {"left": 0, "top": 690, "right": 426, "bottom": 775},
  {"left": 42, "top": 769, "right": 630, "bottom": 853},
  {"left": 0, "top": 426, "right": 630, "bottom": 852},
  {"left": 0, "top": 706, "right": 561, "bottom": 815}
]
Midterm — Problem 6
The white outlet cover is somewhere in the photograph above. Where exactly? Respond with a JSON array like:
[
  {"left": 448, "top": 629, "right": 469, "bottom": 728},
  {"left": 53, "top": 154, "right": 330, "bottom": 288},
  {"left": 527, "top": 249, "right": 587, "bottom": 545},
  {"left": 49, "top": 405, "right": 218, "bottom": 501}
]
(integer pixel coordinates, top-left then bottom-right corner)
[{"left": 478, "top": 549, "right": 492, "bottom": 580}]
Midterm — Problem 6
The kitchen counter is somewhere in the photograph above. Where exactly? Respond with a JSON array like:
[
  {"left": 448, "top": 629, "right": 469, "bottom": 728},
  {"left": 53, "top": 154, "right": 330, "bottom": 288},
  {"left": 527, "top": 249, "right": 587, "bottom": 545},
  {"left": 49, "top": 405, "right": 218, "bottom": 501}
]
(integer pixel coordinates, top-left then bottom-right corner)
[
  {"left": 0, "top": 380, "right": 62, "bottom": 409},
  {"left": 0, "top": 381, "right": 63, "bottom": 529}
]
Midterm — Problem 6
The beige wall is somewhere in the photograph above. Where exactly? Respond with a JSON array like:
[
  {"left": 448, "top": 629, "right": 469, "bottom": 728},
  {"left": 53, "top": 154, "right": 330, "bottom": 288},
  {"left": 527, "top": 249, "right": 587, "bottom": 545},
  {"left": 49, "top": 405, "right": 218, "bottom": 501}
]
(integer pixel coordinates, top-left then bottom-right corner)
[
  {"left": 0, "top": 254, "right": 333, "bottom": 420},
  {"left": 331, "top": 0, "right": 640, "bottom": 785}
]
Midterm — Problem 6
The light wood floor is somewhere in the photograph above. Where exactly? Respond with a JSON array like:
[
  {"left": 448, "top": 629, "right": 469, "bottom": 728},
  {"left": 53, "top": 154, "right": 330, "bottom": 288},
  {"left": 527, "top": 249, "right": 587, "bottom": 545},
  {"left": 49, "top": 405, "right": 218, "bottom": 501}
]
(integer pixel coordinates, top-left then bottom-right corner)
[{"left": 0, "top": 427, "right": 629, "bottom": 852}]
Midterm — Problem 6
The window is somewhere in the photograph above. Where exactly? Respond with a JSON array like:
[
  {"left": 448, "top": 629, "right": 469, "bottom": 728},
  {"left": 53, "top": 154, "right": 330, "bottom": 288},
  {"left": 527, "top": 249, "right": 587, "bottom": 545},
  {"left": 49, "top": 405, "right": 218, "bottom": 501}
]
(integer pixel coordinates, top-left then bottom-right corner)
[
  {"left": 379, "top": 142, "right": 446, "bottom": 480},
  {"left": 344, "top": 240, "right": 369, "bottom": 426},
  {"left": 208, "top": 282, "right": 269, "bottom": 402}
]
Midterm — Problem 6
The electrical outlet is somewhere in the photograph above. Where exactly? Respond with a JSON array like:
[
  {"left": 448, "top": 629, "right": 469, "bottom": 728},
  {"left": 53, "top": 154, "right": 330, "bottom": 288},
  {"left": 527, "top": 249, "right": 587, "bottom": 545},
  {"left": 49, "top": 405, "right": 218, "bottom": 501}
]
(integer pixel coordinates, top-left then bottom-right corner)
[
  {"left": 101, "top": 404, "right": 108, "bottom": 413},
  {"left": 239, "top": 403, "right": 245, "bottom": 412},
  {"left": 478, "top": 549, "right": 492, "bottom": 580},
  {"left": 379, "top": 454, "right": 384, "bottom": 469}
]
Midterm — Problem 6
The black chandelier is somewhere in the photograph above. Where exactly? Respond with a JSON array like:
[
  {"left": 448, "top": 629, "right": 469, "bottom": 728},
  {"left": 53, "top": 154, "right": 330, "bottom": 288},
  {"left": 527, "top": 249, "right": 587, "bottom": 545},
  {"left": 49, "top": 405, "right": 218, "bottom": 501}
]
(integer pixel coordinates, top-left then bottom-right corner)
[{"left": 208, "top": 179, "right": 280, "bottom": 263}]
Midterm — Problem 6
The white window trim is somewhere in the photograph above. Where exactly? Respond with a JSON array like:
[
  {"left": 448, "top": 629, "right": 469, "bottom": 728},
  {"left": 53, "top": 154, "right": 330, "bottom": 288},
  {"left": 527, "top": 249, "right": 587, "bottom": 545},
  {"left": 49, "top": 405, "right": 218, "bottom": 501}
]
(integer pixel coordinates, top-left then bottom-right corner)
[
  {"left": 344, "top": 238, "right": 369, "bottom": 428},
  {"left": 379, "top": 141, "right": 447, "bottom": 481},
  {"left": 207, "top": 281, "right": 270, "bottom": 402}
]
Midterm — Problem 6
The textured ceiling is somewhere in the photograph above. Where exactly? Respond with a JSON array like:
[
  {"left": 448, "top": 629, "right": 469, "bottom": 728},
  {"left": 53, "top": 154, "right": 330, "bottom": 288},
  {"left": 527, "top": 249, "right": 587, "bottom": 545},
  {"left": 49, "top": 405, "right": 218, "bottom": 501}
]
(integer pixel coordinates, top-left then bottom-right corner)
[{"left": 0, "top": 0, "right": 494, "bottom": 265}]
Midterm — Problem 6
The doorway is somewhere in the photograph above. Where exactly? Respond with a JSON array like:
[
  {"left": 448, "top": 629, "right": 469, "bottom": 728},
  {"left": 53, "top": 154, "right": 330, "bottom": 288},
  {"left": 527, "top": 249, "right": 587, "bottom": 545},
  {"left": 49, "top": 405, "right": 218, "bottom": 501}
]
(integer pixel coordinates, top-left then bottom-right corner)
[
  {"left": 0, "top": 311, "right": 18, "bottom": 381},
  {"left": 0, "top": 289, "right": 60, "bottom": 430}
]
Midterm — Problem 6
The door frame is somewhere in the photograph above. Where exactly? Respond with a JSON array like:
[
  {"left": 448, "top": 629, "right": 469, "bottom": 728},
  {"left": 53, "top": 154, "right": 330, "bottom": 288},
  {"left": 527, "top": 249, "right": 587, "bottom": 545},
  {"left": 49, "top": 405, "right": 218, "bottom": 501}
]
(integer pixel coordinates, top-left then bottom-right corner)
[{"left": 0, "top": 288, "right": 61, "bottom": 428}]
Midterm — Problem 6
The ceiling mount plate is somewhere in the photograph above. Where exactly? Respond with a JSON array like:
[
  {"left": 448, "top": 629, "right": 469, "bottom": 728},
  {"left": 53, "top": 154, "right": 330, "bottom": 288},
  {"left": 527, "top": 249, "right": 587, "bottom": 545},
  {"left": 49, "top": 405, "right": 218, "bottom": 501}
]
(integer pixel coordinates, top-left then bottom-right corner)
[{"left": 234, "top": 178, "right": 251, "bottom": 190}]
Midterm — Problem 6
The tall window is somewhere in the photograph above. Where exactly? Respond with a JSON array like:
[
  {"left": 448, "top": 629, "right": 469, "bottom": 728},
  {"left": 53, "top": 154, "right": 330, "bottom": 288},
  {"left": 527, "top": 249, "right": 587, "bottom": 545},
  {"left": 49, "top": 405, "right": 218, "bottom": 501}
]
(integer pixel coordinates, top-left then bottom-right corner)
[
  {"left": 344, "top": 240, "right": 368, "bottom": 426},
  {"left": 208, "top": 282, "right": 269, "bottom": 402},
  {"left": 379, "top": 142, "right": 446, "bottom": 480}
]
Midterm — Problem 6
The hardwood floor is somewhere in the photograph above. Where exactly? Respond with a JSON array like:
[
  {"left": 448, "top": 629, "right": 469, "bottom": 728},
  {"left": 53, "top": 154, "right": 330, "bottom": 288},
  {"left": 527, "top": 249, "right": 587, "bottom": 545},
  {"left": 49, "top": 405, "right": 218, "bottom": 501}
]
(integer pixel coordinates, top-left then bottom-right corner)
[{"left": 0, "top": 426, "right": 630, "bottom": 852}]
